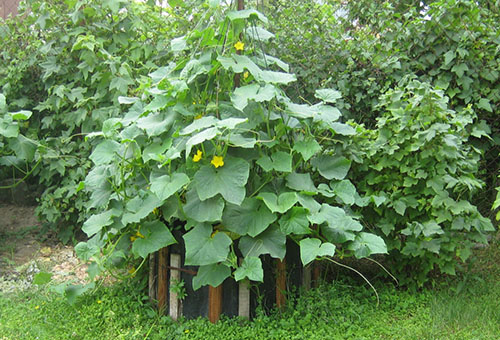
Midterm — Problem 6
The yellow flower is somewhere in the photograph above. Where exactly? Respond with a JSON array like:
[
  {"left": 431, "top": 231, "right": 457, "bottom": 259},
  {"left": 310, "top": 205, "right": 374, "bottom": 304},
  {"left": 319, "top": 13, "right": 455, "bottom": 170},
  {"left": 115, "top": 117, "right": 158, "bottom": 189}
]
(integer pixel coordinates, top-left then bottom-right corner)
[
  {"left": 128, "top": 267, "right": 136, "bottom": 274},
  {"left": 193, "top": 150, "right": 203, "bottom": 162},
  {"left": 34, "top": 305, "right": 40, "bottom": 310},
  {"left": 130, "top": 236, "right": 137, "bottom": 242},
  {"left": 243, "top": 71, "right": 249, "bottom": 80},
  {"left": 184, "top": 329, "right": 190, "bottom": 333},
  {"left": 97, "top": 300, "right": 102, "bottom": 304},
  {"left": 234, "top": 41, "right": 245, "bottom": 51},
  {"left": 211, "top": 155, "right": 224, "bottom": 168},
  {"left": 135, "top": 231, "right": 145, "bottom": 239},
  {"left": 194, "top": 113, "right": 203, "bottom": 120}
]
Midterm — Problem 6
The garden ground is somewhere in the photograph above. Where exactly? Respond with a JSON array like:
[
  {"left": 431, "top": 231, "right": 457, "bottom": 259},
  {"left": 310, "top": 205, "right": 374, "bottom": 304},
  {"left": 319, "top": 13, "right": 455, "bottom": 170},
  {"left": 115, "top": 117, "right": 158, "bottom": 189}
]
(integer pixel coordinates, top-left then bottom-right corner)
[{"left": 0, "top": 202, "right": 499, "bottom": 340}]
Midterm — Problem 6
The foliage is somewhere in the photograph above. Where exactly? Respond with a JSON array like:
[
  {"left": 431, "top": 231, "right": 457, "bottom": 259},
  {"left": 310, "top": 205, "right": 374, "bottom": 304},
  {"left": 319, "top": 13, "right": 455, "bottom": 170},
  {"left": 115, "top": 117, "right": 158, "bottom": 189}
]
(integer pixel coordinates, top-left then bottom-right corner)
[
  {"left": 1, "top": 0, "right": 497, "bottom": 290},
  {"left": 269, "top": 0, "right": 500, "bottom": 217},
  {"left": 352, "top": 79, "right": 494, "bottom": 285},
  {"left": 1, "top": 260, "right": 500, "bottom": 340},
  {"left": 72, "top": 3, "right": 387, "bottom": 288},
  {"left": 0, "top": 0, "right": 186, "bottom": 242}
]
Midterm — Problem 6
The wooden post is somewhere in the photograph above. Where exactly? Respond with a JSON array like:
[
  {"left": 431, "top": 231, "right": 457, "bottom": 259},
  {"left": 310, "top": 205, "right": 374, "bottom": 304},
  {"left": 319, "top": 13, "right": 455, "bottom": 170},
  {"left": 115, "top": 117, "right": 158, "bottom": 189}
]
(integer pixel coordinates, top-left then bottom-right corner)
[
  {"left": 208, "top": 285, "right": 223, "bottom": 323},
  {"left": 238, "top": 258, "right": 250, "bottom": 318},
  {"left": 157, "top": 247, "right": 169, "bottom": 313},
  {"left": 148, "top": 253, "right": 157, "bottom": 303},
  {"left": 238, "top": 280, "right": 250, "bottom": 318},
  {"left": 276, "top": 258, "right": 286, "bottom": 309},
  {"left": 169, "top": 254, "right": 182, "bottom": 321}
]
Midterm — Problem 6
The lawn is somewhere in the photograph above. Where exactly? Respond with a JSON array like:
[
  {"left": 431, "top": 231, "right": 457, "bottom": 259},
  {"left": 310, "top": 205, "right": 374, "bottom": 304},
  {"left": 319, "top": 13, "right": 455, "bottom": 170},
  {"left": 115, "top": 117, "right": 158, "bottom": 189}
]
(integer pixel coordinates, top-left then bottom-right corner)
[{"left": 1, "top": 236, "right": 498, "bottom": 340}]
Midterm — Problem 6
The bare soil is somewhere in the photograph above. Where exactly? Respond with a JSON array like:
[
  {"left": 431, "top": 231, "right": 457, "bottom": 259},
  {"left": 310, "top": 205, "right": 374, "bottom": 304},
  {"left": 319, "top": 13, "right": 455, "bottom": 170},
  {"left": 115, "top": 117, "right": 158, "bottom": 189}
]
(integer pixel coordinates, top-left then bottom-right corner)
[{"left": 0, "top": 203, "right": 88, "bottom": 292}]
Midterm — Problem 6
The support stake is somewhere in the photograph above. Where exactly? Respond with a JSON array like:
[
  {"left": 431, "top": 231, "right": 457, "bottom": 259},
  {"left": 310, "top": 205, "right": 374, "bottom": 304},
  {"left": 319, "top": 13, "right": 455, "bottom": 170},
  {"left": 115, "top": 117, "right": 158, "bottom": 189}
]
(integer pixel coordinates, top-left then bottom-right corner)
[
  {"left": 157, "top": 247, "right": 169, "bottom": 314},
  {"left": 208, "top": 285, "right": 223, "bottom": 323},
  {"left": 148, "top": 253, "right": 157, "bottom": 303},
  {"left": 169, "top": 254, "right": 182, "bottom": 321},
  {"left": 276, "top": 258, "right": 286, "bottom": 309},
  {"left": 238, "top": 258, "right": 250, "bottom": 318}
]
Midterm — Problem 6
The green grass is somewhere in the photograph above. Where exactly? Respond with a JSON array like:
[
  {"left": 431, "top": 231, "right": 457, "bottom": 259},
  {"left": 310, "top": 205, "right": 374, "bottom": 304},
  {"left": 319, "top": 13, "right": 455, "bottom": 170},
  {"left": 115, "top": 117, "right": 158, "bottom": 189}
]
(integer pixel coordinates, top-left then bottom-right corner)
[{"left": 1, "top": 239, "right": 499, "bottom": 340}]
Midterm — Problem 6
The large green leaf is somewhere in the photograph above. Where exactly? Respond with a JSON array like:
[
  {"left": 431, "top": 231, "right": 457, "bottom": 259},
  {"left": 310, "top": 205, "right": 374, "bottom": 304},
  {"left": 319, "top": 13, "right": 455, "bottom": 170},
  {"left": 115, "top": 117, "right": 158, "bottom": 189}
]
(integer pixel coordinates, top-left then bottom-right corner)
[
  {"left": 315, "top": 105, "right": 342, "bottom": 124},
  {"left": 222, "top": 198, "right": 276, "bottom": 237},
  {"left": 312, "top": 155, "right": 351, "bottom": 180},
  {"left": 184, "top": 190, "right": 224, "bottom": 223},
  {"left": 299, "top": 238, "right": 335, "bottom": 266},
  {"left": 330, "top": 180, "right": 357, "bottom": 205},
  {"left": 258, "top": 70, "right": 296, "bottom": 84},
  {"left": 234, "top": 257, "right": 263, "bottom": 282},
  {"left": 74, "top": 242, "right": 99, "bottom": 261},
  {"left": 247, "top": 26, "right": 274, "bottom": 42},
  {"left": 309, "top": 204, "right": 363, "bottom": 243},
  {"left": 348, "top": 232, "right": 387, "bottom": 259},
  {"left": 256, "top": 151, "right": 292, "bottom": 173},
  {"left": 142, "top": 140, "right": 172, "bottom": 163},
  {"left": 231, "top": 84, "right": 277, "bottom": 111},
  {"left": 183, "top": 223, "right": 232, "bottom": 266},
  {"left": 293, "top": 139, "right": 322, "bottom": 161},
  {"left": 297, "top": 194, "right": 321, "bottom": 214},
  {"left": 330, "top": 123, "right": 356, "bottom": 136},
  {"left": 185, "top": 127, "right": 218, "bottom": 157},
  {"left": 9, "top": 110, "right": 32, "bottom": 121},
  {"left": 0, "top": 94, "right": 6, "bottom": 113},
  {"left": 180, "top": 116, "right": 218, "bottom": 135},
  {"left": 82, "top": 210, "right": 115, "bottom": 237},
  {"left": 121, "top": 192, "right": 161, "bottom": 225},
  {"left": 144, "top": 95, "right": 169, "bottom": 112},
  {"left": 239, "top": 225, "right": 286, "bottom": 260},
  {"left": 227, "top": 134, "right": 257, "bottom": 148},
  {"left": 171, "top": 36, "right": 187, "bottom": 53},
  {"left": 150, "top": 173, "right": 189, "bottom": 202},
  {"left": 227, "top": 9, "right": 268, "bottom": 24},
  {"left": 0, "top": 119, "right": 19, "bottom": 138},
  {"left": 9, "top": 135, "right": 36, "bottom": 161},
  {"left": 137, "top": 112, "right": 177, "bottom": 137},
  {"left": 258, "top": 192, "right": 298, "bottom": 214},
  {"left": 315, "top": 89, "right": 342, "bottom": 103},
  {"left": 285, "top": 172, "right": 317, "bottom": 193},
  {"left": 279, "top": 207, "right": 310, "bottom": 235},
  {"left": 132, "top": 220, "right": 177, "bottom": 258},
  {"left": 270, "top": 151, "right": 292, "bottom": 172},
  {"left": 89, "top": 140, "right": 121, "bottom": 165},
  {"left": 192, "top": 263, "right": 231, "bottom": 291},
  {"left": 194, "top": 157, "right": 249, "bottom": 205}
]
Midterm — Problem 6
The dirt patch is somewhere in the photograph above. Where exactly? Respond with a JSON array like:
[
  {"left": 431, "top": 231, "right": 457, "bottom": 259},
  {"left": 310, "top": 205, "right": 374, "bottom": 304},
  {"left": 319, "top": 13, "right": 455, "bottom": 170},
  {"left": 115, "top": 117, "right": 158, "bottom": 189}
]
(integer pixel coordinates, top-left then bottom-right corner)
[
  {"left": 0, "top": 204, "right": 89, "bottom": 293},
  {"left": 0, "top": 204, "right": 43, "bottom": 270}
]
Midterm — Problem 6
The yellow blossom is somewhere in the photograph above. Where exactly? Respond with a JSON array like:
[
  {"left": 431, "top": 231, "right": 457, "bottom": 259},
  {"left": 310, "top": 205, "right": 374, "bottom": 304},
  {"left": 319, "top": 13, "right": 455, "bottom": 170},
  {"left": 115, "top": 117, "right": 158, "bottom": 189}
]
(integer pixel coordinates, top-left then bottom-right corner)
[
  {"left": 243, "top": 71, "right": 249, "bottom": 79},
  {"left": 130, "top": 236, "right": 137, "bottom": 242},
  {"left": 211, "top": 155, "right": 224, "bottom": 168},
  {"left": 184, "top": 329, "right": 190, "bottom": 334},
  {"left": 194, "top": 113, "right": 203, "bottom": 120},
  {"left": 97, "top": 300, "right": 102, "bottom": 304},
  {"left": 34, "top": 305, "right": 40, "bottom": 310},
  {"left": 234, "top": 41, "right": 245, "bottom": 51},
  {"left": 193, "top": 150, "right": 203, "bottom": 162},
  {"left": 135, "top": 230, "right": 145, "bottom": 239},
  {"left": 128, "top": 267, "right": 136, "bottom": 274}
]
